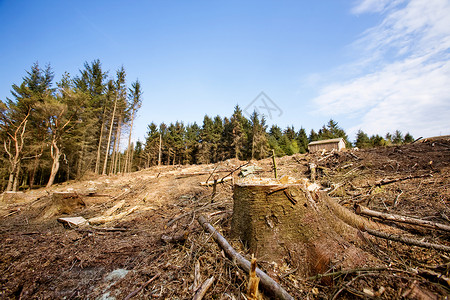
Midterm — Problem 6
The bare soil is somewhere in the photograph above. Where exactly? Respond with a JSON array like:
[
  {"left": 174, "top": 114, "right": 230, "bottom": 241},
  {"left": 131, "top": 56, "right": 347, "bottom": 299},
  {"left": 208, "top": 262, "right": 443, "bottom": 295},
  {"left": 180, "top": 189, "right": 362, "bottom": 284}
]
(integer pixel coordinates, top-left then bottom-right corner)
[{"left": 0, "top": 139, "right": 449, "bottom": 299}]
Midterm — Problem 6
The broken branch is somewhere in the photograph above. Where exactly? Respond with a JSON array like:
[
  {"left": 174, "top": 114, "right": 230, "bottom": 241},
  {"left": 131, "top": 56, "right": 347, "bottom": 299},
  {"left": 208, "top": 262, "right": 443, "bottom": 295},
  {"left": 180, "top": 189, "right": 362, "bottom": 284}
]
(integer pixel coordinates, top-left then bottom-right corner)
[
  {"left": 197, "top": 215, "right": 294, "bottom": 300},
  {"left": 192, "top": 276, "right": 215, "bottom": 300},
  {"left": 124, "top": 273, "right": 159, "bottom": 300}
]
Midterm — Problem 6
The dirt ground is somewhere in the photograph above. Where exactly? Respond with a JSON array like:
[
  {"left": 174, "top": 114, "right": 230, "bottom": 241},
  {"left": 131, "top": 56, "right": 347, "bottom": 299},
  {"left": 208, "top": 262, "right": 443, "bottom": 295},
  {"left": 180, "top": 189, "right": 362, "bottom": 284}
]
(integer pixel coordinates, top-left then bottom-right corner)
[{"left": 0, "top": 138, "right": 449, "bottom": 299}]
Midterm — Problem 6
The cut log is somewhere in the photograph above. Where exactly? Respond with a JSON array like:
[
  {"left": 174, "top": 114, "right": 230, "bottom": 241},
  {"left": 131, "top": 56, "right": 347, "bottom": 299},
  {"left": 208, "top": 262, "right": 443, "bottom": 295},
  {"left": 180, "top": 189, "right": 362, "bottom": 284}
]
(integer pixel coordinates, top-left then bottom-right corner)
[
  {"left": 197, "top": 215, "right": 294, "bottom": 300},
  {"left": 356, "top": 205, "right": 450, "bottom": 232}
]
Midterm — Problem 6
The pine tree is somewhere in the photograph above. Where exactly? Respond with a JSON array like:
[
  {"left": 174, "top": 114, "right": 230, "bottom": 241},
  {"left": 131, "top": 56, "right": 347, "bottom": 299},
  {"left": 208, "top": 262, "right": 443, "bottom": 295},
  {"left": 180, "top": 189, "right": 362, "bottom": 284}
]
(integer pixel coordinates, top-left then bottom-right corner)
[
  {"left": 249, "top": 111, "right": 268, "bottom": 160},
  {"left": 296, "top": 127, "right": 309, "bottom": 154},
  {"left": 404, "top": 132, "right": 414, "bottom": 144},
  {"left": 355, "top": 130, "right": 370, "bottom": 148},
  {"left": 124, "top": 79, "right": 142, "bottom": 173},
  {"left": 230, "top": 105, "right": 247, "bottom": 160}
]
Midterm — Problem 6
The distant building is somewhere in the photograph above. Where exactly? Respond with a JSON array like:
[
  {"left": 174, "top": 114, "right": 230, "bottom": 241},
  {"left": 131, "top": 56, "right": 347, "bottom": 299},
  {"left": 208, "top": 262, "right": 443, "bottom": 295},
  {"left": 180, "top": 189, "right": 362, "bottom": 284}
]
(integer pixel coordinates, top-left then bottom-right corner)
[{"left": 308, "top": 138, "right": 346, "bottom": 152}]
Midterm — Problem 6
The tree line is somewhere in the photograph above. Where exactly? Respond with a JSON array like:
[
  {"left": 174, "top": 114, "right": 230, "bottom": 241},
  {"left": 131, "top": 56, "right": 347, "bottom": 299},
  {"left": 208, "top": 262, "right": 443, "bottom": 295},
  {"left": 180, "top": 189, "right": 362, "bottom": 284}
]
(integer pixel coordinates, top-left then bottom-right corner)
[
  {"left": 135, "top": 112, "right": 413, "bottom": 171},
  {"left": 0, "top": 60, "right": 142, "bottom": 191},
  {"left": 1, "top": 60, "right": 414, "bottom": 191}
]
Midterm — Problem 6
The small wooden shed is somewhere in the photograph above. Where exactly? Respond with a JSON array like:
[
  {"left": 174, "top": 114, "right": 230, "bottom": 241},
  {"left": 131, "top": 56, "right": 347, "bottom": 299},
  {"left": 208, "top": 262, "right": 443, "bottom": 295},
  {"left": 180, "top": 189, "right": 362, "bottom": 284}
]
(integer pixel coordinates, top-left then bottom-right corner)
[{"left": 308, "top": 138, "right": 346, "bottom": 152}]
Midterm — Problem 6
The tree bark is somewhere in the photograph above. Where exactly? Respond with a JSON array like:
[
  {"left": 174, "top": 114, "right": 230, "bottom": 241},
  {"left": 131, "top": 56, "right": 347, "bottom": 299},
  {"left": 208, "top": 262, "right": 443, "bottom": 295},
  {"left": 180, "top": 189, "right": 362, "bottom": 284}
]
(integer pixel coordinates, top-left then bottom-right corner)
[
  {"left": 95, "top": 104, "right": 107, "bottom": 174},
  {"left": 102, "top": 92, "right": 118, "bottom": 175},
  {"left": 46, "top": 139, "right": 61, "bottom": 188}
]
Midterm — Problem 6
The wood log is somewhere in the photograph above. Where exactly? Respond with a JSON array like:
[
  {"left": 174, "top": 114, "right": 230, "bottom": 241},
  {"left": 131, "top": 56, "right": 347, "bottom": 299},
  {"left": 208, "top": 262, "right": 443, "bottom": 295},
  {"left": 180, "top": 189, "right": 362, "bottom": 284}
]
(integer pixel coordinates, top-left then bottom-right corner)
[
  {"left": 355, "top": 205, "right": 450, "bottom": 232},
  {"left": 197, "top": 215, "right": 294, "bottom": 300},
  {"left": 363, "top": 227, "right": 450, "bottom": 252}
]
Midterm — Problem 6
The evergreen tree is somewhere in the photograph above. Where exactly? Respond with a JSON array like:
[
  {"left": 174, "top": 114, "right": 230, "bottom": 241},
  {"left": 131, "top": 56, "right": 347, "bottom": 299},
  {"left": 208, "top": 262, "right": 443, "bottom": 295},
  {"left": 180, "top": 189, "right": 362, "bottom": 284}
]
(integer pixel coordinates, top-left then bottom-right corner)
[
  {"left": 249, "top": 111, "right": 268, "bottom": 160},
  {"left": 370, "top": 134, "right": 387, "bottom": 147},
  {"left": 404, "top": 132, "right": 414, "bottom": 144},
  {"left": 309, "top": 129, "right": 319, "bottom": 142},
  {"left": 296, "top": 127, "right": 309, "bottom": 154},
  {"left": 392, "top": 130, "right": 404, "bottom": 145},
  {"left": 355, "top": 130, "right": 370, "bottom": 148},
  {"left": 124, "top": 79, "right": 142, "bottom": 173},
  {"left": 230, "top": 105, "right": 247, "bottom": 160}
]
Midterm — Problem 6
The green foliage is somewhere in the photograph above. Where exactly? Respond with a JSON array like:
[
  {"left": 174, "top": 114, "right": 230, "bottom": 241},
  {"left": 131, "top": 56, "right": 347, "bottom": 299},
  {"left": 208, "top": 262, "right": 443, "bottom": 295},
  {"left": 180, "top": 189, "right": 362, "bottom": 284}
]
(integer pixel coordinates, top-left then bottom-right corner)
[{"left": 355, "top": 130, "right": 370, "bottom": 148}]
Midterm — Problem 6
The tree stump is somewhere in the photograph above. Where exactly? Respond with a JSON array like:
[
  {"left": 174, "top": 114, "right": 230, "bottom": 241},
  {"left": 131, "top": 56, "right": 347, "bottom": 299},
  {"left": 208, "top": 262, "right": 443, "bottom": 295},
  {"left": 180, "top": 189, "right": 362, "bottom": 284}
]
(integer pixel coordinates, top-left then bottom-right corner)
[
  {"left": 231, "top": 178, "right": 376, "bottom": 278},
  {"left": 41, "top": 192, "right": 86, "bottom": 219}
]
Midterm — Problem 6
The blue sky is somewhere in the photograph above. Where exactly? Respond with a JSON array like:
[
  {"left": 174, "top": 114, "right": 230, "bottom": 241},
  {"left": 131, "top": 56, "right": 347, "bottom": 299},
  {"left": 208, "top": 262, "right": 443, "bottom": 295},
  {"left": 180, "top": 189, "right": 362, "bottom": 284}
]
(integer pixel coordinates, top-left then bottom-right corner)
[{"left": 0, "top": 0, "right": 449, "bottom": 143}]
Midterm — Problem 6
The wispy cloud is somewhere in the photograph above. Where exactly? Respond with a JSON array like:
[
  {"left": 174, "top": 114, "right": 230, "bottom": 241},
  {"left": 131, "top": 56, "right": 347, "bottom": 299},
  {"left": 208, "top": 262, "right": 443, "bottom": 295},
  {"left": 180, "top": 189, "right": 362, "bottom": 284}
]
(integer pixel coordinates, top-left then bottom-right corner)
[{"left": 312, "top": 0, "right": 450, "bottom": 138}]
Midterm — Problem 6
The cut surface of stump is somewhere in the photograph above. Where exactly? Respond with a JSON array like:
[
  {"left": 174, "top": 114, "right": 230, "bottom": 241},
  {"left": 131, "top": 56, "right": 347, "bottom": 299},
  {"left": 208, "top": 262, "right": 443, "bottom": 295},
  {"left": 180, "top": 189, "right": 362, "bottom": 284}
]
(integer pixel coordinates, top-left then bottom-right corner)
[
  {"left": 231, "top": 177, "right": 377, "bottom": 278},
  {"left": 41, "top": 192, "right": 86, "bottom": 219}
]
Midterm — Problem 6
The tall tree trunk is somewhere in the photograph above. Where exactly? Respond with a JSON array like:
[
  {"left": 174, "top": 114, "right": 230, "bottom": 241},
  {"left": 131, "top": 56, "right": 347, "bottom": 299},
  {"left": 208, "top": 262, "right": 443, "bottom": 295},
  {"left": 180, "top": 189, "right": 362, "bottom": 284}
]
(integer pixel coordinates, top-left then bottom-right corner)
[
  {"left": 95, "top": 105, "right": 107, "bottom": 174},
  {"left": 112, "top": 116, "right": 122, "bottom": 174},
  {"left": 46, "top": 139, "right": 61, "bottom": 188},
  {"left": 76, "top": 136, "right": 86, "bottom": 179},
  {"left": 103, "top": 94, "right": 118, "bottom": 175},
  {"left": 12, "top": 161, "right": 21, "bottom": 192},
  {"left": 124, "top": 109, "right": 136, "bottom": 174},
  {"left": 158, "top": 134, "right": 162, "bottom": 166}
]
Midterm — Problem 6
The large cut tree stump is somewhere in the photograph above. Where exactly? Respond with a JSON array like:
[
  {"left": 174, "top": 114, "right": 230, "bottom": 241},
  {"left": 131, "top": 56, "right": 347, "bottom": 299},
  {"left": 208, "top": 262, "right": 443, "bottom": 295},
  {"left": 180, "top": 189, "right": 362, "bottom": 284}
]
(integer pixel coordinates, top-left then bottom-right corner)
[{"left": 231, "top": 178, "right": 377, "bottom": 278}]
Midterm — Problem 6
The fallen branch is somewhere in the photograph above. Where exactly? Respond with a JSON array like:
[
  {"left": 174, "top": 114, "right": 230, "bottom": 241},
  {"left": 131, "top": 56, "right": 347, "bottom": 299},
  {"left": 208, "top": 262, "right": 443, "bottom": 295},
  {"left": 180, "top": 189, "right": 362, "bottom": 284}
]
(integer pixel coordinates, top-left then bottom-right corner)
[
  {"left": 372, "top": 173, "right": 433, "bottom": 187},
  {"left": 192, "top": 276, "right": 215, "bottom": 300},
  {"left": 200, "top": 176, "right": 232, "bottom": 186},
  {"left": 88, "top": 205, "right": 139, "bottom": 225},
  {"left": 356, "top": 205, "right": 450, "bottom": 232},
  {"left": 197, "top": 215, "right": 294, "bottom": 300},
  {"left": 308, "top": 267, "right": 390, "bottom": 281},
  {"left": 363, "top": 227, "right": 450, "bottom": 252},
  {"left": 219, "top": 161, "right": 250, "bottom": 182},
  {"left": 124, "top": 273, "right": 159, "bottom": 300}
]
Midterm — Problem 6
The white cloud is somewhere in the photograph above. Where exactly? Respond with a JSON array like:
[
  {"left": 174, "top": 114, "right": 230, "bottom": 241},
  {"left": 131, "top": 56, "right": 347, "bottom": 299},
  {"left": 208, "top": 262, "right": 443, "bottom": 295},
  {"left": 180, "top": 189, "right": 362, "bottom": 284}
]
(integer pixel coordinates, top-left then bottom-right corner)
[{"left": 312, "top": 0, "right": 450, "bottom": 138}]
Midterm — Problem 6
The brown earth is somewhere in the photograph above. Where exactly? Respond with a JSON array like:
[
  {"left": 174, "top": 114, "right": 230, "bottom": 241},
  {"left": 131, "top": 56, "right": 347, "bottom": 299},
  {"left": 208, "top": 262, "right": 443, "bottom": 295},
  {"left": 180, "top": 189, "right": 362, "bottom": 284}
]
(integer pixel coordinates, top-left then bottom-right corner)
[{"left": 0, "top": 138, "right": 449, "bottom": 299}]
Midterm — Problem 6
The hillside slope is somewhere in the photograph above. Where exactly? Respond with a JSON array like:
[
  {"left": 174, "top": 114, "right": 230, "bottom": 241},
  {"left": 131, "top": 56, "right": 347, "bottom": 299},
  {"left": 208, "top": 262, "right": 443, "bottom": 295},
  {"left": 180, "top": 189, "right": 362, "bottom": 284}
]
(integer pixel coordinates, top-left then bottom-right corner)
[{"left": 0, "top": 139, "right": 449, "bottom": 299}]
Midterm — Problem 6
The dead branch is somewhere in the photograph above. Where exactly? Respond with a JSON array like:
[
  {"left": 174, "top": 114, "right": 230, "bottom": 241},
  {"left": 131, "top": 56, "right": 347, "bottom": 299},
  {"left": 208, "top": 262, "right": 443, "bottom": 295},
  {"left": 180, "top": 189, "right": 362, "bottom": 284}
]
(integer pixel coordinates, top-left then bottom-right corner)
[
  {"left": 356, "top": 205, "right": 450, "bottom": 232},
  {"left": 318, "top": 149, "right": 335, "bottom": 162},
  {"left": 205, "top": 162, "right": 221, "bottom": 183},
  {"left": 197, "top": 215, "right": 294, "bottom": 300},
  {"left": 200, "top": 176, "right": 232, "bottom": 186},
  {"left": 220, "top": 162, "right": 250, "bottom": 181},
  {"left": 417, "top": 268, "right": 450, "bottom": 287},
  {"left": 247, "top": 254, "right": 261, "bottom": 300},
  {"left": 363, "top": 227, "right": 450, "bottom": 252},
  {"left": 192, "top": 276, "right": 215, "bottom": 300},
  {"left": 124, "top": 273, "right": 159, "bottom": 300},
  {"left": 194, "top": 260, "right": 201, "bottom": 291},
  {"left": 308, "top": 267, "right": 390, "bottom": 281},
  {"left": 372, "top": 173, "right": 433, "bottom": 187}
]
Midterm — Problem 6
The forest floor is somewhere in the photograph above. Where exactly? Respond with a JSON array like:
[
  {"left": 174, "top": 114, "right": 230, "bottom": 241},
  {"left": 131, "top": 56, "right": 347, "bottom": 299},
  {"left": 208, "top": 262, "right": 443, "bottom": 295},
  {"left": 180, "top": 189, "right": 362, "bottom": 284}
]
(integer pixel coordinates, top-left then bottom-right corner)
[{"left": 0, "top": 137, "right": 449, "bottom": 299}]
